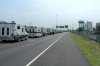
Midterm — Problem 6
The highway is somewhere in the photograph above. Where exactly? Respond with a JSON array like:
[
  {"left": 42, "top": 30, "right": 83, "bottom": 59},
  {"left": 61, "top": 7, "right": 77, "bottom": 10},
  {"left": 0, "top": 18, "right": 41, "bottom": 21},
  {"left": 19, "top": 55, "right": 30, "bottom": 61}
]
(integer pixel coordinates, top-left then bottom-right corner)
[{"left": 0, "top": 32, "right": 90, "bottom": 66}]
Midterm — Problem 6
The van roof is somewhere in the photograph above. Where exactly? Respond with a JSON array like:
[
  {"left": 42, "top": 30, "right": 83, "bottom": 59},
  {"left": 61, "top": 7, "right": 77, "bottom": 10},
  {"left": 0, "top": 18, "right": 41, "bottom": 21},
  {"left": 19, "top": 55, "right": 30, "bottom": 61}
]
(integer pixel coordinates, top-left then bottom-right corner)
[{"left": 0, "top": 21, "right": 16, "bottom": 24}]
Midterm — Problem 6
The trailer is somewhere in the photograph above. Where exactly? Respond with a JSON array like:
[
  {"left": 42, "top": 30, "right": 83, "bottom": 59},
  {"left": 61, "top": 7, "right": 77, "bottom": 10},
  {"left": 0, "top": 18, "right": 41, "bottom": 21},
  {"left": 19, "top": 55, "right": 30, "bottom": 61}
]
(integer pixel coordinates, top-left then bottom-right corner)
[
  {"left": 41, "top": 27, "right": 48, "bottom": 36},
  {"left": 47, "top": 28, "right": 53, "bottom": 35},
  {"left": 26, "top": 26, "right": 42, "bottom": 38},
  {"left": 52, "top": 29, "right": 58, "bottom": 34},
  {"left": 52, "top": 29, "right": 61, "bottom": 34},
  {"left": 0, "top": 21, "right": 28, "bottom": 42}
]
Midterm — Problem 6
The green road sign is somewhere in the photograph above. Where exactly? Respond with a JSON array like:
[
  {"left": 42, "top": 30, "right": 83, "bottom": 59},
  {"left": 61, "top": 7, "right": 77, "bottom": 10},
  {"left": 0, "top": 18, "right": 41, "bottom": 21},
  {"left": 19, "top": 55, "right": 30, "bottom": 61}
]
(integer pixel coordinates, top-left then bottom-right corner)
[
  {"left": 56, "top": 25, "right": 68, "bottom": 28},
  {"left": 59, "top": 26, "right": 64, "bottom": 28},
  {"left": 56, "top": 26, "right": 64, "bottom": 28},
  {"left": 65, "top": 25, "right": 68, "bottom": 28}
]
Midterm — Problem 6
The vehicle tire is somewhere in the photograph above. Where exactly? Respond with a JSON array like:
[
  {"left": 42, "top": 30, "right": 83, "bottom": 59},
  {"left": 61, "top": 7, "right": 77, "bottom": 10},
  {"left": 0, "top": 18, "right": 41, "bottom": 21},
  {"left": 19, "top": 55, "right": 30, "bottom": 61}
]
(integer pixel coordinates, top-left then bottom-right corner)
[
  {"left": 17, "top": 39, "right": 20, "bottom": 42},
  {"left": 1, "top": 40, "right": 7, "bottom": 42},
  {"left": 37, "top": 35, "right": 39, "bottom": 38},
  {"left": 25, "top": 36, "right": 28, "bottom": 40}
]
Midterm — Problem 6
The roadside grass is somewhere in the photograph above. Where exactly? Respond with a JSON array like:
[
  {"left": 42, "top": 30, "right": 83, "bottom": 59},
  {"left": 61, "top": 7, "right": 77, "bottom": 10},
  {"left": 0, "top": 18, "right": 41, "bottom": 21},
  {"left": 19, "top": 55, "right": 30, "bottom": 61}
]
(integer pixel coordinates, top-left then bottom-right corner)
[{"left": 70, "top": 33, "right": 100, "bottom": 66}]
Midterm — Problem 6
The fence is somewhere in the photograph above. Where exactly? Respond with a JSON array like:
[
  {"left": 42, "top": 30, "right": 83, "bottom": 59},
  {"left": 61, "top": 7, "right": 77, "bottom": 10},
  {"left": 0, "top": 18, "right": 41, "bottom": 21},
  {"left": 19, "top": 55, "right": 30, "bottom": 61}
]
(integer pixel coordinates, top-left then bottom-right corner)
[{"left": 74, "top": 31, "right": 100, "bottom": 43}]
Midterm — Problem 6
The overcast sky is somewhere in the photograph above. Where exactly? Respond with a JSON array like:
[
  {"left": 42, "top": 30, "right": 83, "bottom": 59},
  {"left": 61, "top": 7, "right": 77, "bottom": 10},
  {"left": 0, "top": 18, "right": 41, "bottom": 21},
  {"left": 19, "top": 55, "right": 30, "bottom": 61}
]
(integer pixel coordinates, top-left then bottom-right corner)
[{"left": 0, "top": 0, "right": 100, "bottom": 29}]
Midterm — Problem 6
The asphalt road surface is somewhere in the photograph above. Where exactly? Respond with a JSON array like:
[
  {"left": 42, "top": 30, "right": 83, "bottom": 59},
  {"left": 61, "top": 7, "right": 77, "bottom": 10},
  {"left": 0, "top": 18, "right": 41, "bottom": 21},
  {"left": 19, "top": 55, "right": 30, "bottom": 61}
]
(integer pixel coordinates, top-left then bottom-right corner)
[{"left": 0, "top": 32, "right": 90, "bottom": 66}]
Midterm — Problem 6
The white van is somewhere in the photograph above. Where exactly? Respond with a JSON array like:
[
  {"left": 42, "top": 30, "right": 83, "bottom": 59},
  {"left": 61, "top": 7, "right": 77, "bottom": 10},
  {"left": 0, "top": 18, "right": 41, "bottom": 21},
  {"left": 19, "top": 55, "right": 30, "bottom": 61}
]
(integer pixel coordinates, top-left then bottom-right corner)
[
  {"left": 41, "top": 27, "right": 48, "bottom": 36},
  {"left": 26, "top": 26, "right": 43, "bottom": 38},
  {"left": 47, "top": 28, "right": 53, "bottom": 35},
  {"left": 0, "top": 21, "right": 28, "bottom": 41}
]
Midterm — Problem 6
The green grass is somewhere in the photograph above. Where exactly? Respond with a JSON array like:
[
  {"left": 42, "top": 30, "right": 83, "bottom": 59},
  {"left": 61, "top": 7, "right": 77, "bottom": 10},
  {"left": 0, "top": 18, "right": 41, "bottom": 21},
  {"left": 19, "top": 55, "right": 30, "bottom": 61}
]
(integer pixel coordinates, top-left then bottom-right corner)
[{"left": 70, "top": 33, "right": 100, "bottom": 66}]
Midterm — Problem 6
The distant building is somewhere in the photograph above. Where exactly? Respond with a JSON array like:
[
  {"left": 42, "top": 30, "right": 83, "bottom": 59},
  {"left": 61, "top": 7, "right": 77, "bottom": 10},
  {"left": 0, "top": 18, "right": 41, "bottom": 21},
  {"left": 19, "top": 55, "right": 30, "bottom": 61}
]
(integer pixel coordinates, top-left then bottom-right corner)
[
  {"left": 84, "top": 22, "right": 93, "bottom": 31},
  {"left": 96, "top": 22, "right": 100, "bottom": 32}
]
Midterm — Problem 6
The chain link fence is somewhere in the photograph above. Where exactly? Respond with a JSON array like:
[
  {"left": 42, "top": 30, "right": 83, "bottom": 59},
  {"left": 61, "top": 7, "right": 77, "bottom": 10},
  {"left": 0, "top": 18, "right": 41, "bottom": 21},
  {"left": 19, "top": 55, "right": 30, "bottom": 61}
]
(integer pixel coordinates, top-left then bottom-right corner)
[{"left": 74, "top": 31, "right": 100, "bottom": 43}]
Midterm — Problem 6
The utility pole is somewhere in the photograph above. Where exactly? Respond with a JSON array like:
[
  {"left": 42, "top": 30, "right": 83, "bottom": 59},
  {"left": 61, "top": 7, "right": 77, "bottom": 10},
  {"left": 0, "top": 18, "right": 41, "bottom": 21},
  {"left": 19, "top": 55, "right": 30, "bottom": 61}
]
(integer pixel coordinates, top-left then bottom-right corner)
[{"left": 56, "top": 14, "right": 58, "bottom": 28}]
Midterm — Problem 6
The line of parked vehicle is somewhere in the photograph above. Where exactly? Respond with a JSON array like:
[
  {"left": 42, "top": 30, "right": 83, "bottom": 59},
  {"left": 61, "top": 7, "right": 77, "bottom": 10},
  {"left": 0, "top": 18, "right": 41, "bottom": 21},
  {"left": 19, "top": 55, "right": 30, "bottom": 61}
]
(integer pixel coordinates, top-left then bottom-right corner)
[{"left": 0, "top": 21, "right": 65, "bottom": 42}]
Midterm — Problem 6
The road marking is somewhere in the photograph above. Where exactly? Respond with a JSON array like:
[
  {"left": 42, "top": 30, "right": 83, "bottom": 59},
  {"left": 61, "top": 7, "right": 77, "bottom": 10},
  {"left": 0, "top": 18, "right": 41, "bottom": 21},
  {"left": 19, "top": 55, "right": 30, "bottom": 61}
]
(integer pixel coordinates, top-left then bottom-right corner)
[{"left": 26, "top": 33, "right": 65, "bottom": 66}]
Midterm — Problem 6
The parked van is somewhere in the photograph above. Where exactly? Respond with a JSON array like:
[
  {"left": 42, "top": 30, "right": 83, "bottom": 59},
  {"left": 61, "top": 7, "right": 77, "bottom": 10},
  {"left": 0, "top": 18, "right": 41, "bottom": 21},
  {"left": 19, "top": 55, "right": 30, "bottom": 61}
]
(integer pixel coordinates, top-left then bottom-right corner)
[
  {"left": 41, "top": 27, "right": 48, "bottom": 36},
  {"left": 26, "top": 26, "right": 42, "bottom": 38},
  {"left": 0, "top": 21, "right": 28, "bottom": 42},
  {"left": 47, "top": 28, "right": 53, "bottom": 35}
]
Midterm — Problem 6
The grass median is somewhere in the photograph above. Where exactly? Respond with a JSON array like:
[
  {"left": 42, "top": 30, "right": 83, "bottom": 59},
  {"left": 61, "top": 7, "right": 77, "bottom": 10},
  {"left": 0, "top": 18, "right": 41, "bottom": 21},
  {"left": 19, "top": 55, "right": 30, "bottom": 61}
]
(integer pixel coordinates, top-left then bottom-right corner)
[{"left": 70, "top": 33, "right": 100, "bottom": 66}]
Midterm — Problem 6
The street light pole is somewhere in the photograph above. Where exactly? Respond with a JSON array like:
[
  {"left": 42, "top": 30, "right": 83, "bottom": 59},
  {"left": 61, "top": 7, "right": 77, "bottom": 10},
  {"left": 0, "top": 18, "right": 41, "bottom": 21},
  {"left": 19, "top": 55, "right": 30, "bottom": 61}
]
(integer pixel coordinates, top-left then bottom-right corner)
[{"left": 56, "top": 14, "right": 58, "bottom": 28}]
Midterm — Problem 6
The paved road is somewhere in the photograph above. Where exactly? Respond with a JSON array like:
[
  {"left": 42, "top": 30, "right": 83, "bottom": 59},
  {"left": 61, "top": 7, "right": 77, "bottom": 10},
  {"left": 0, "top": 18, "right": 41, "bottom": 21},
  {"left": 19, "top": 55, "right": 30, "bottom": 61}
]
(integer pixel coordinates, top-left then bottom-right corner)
[{"left": 0, "top": 32, "right": 90, "bottom": 66}]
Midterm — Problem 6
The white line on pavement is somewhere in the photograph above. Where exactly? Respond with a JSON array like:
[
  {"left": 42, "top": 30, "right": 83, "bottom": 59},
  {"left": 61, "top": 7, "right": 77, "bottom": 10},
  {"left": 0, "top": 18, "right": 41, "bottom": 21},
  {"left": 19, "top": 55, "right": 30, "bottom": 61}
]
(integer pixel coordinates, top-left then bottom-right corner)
[{"left": 26, "top": 33, "right": 65, "bottom": 66}]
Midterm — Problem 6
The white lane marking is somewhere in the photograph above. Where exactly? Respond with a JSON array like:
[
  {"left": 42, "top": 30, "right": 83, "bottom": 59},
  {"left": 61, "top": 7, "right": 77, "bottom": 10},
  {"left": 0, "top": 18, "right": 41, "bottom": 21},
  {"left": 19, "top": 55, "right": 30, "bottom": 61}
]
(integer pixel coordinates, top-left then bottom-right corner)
[{"left": 26, "top": 33, "right": 65, "bottom": 66}]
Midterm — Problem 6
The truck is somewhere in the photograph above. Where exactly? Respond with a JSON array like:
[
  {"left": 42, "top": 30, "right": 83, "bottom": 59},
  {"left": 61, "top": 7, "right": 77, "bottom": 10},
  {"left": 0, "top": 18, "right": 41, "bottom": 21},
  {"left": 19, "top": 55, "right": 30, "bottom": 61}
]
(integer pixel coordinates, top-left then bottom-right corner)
[
  {"left": 0, "top": 21, "right": 28, "bottom": 42},
  {"left": 26, "top": 26, "right": 43, "bottom": 38}
]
